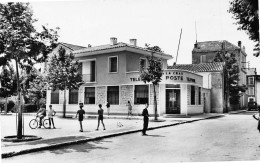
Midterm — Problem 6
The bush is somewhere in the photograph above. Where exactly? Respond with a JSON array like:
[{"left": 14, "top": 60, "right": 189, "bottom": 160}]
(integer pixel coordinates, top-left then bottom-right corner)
[{"left": 23, "top": 104, "right": 37, "bottom": 112}]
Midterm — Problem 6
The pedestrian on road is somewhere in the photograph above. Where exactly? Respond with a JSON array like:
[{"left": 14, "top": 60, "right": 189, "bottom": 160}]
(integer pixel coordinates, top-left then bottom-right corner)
[
  {"left": 48, "top": 105, "right": 56, "bottom": 129},
  {"left": 76, "top": 103, "right": 85, "bottom": 132},
  {"left": 126, "top": 100, "right": 132, "bottom": 119},
  {"left": 106, "top": 102, "right": 110, "bottom": 118},
  {"left": 142, "top": 103, "right": 149, "bottom": 136},
  {"left": 253, "top": 106, "right": 260, "bottom": 133},
  {"left": 36, "top": 104, "right": 46, "bottom": 128},
  {"left": 96, "top": 104, "right": 106, "bottom": 130}
]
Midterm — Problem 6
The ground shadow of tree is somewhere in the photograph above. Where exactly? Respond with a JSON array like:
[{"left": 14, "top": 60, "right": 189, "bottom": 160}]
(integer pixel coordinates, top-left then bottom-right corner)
[{"left": 40, "top": 139, "right": 111, "bottom": 155}]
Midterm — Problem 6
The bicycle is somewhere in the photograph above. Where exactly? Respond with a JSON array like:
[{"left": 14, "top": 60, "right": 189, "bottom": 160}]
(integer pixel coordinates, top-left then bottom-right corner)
[{"left": 29, "top": 115, "right": 49, "bottom": 129}]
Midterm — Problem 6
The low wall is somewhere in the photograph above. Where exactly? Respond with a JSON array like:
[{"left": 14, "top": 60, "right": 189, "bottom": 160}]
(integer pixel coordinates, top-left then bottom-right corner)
[{"left": 187, "top": 105, "right": 203, "bottom": 115}]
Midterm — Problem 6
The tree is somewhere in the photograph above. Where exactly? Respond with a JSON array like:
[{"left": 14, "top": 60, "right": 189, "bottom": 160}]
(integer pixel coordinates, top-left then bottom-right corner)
[
  {"left": 228, "top": 0, "right": 259, "bottom": 56},
  {"left": 213, "top": 52, "right": 247, "bottom": 106},
  {"left": 0, "top": 62, "right": 17, "bottom": 114},
  {"left": 0, "top": 2, "right": 59, "bottom": 139},
  {"left": 139, "top": 44, "right": 163, "bottom": 120},
  {"left": 47, "top": 47, "right": 83, "bottom": 118}
]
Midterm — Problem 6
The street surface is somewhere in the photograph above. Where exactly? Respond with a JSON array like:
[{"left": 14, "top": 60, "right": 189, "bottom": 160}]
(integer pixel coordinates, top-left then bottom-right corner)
[{"left": 2, "top": 112, "right": 260, "bottom": 162}]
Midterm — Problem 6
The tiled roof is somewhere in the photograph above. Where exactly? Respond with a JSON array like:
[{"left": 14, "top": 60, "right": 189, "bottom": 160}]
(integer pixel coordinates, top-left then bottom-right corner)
[
  {"left": 73, "top": 42, "right": 172, "bottom": 58},
  {"left": 193, "top": 40, "right": 239, "bottom": 52},
  {"left": 73, "top": 42, "right": 128, "bottom": 54},
  {"left": 60, "top": 42, "right": 86, "bottom": 51},
  {"left": 167, "top": 62, "right": 225, "bottom": 72}
]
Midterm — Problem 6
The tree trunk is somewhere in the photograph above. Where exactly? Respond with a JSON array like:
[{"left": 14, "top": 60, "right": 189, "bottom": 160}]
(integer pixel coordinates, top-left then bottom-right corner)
[
  {"left": 153, "top": 84, "right": 158, "bottom": 120},
  {"left": 4, "top": 97, "right": 8, "bottom": 114},
  {"left": 63, "top": 82, "right": 67, "bottom": 118},
  {"left": 15, "top": 56, "right": 23, "bottom": 139}
]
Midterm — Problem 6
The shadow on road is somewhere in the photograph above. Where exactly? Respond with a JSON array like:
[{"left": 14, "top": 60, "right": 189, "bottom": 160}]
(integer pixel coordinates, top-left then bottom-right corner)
[
  {"left": 146, "top": 134, "right": 165, "bottom": 137},
  {"left": 41, "top": 140, "right": 111, "bottom": 155}
]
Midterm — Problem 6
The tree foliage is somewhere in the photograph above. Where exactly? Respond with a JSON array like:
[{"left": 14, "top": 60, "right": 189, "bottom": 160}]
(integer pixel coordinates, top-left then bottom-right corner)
[
  {"left": 0, "top": 2, "right": 59, "bottom": 69},
  {"left": 0, "top": 63, "right": 17, "bottom": 98},
  {"left": 47, "top": 47, "right": 83, "bottom": 91},
  {"left": 228, "top": 0, "right": 259, "bottom": 56}
]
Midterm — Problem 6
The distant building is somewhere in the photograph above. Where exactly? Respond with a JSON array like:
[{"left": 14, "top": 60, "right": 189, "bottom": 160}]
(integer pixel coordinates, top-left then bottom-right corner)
[
  {"left": 192, "top": 40, "right": 247, "bottom": 109},
  {"left": 246, "top": 68, "right": 260, "bottom": 106}
]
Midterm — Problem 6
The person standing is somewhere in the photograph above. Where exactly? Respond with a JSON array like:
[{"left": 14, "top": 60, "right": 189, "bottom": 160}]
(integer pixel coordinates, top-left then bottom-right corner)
[
  {"left": 106, "top": 102, "right": 110, "bottom": 118},
  {"left": 253, "top": 106, "right": 260, "bottom": 133},
  {"left": 96, "top": 104, "right": 106, "bottom": 130},
  {"left": 48, "top": 105, "right": 56, "bottom": 129},
  {"left": 126, "top": 100, "right": 132, "bottom": 119},
  {"left": 142, "top": 103, "right": 149, "bottom": 136},
  {"left": 75, "top": 103, "right": 85, "bottom": 132},
  {"left": 36, "top": 104, "right": 46, "bottom": 128}
]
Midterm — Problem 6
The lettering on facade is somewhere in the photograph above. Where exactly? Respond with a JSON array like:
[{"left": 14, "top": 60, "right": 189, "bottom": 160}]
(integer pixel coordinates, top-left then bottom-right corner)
[
  {"left": 164, "top": 71, "right": 196, "bottom": 83},
  {"left": 166, "top": 76, "right": 183, "bottom": 81},
  {"left": 186, "top": 77, "right": 196, "bottom": 83},
  {"left": 130, "top": 77, "right": 141, "bottom": 82}
]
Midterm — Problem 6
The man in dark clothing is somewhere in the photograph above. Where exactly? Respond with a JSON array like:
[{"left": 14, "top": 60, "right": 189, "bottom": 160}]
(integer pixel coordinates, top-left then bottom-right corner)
[
  {"left": 142, "top": 103, "right": 149, "bottom": 136},
  {"left": 76, "top": 103, "right": 85, "bottom": 132}
]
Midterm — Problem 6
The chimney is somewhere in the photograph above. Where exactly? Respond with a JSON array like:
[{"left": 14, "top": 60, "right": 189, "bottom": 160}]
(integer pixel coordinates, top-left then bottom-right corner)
[
  {"left": 238, "top": 41, "right": 241, "bottom": 48},
  {"left": 129, "top": 39, "right": 137, "bottom": 46},
  {"left": 194, "top": 41, "right": 198, "bottom": 48},
  {"left": 110, "top": 37, "right": 117, "bottom": 45}
]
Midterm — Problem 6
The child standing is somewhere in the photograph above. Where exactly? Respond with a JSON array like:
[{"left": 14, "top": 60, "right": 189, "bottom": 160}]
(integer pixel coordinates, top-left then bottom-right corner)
[
  {"left": 253, "top": 107, "right": 260, "bottom": 133},
  {"left": 48, "top": 105, "right": 56, "bottom": 129},
  {"left": 126, "top": 101, "right": 132, "bottom": 119},
  {"left": 76, "top": 103, "right": 85, "bottom": 132},
  {"left": 96, "top": 104, "right": 106, "bottom": 130}
]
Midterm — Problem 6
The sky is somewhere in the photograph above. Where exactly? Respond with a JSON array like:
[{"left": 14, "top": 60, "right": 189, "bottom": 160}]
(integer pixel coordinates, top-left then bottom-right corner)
[{"left": 25, "top": 0, "right": 259, "bottom": 72}]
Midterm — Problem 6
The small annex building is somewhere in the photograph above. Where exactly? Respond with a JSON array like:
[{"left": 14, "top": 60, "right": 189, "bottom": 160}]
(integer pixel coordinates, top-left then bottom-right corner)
[{"left": 168, "top": 62, "right": 227, "bottom": 113}]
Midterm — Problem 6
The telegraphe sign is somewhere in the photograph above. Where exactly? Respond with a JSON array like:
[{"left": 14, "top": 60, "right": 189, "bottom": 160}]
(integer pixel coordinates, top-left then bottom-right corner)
[{"left": 128, "top": 70, "right": 202, "bottom": 86}]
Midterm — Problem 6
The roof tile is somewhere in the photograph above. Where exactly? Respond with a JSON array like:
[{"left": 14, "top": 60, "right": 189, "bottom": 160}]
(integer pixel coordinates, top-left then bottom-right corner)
[{"left": 168, "top": 62, "right": 225, "bottom": 72}]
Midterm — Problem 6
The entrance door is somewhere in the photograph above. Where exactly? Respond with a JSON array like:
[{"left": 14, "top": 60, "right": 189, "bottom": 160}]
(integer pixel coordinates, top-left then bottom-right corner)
[{"left": 166, "top": 89, "right": 180, "bottom": 114}]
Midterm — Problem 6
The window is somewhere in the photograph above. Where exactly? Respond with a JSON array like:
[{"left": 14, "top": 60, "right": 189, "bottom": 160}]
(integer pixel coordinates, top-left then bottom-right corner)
[
  {"left": 82, "top": 60, "right": 96, "bottom": 82},
  {"left": 200, "top": 55, "right": 206, "bottom": 63},
  {"left": 69, "top": 89, "right": 78, "bottom": 104},
  {"left": 51, "top": 90, "right": 59, "bottom": 104},
  {"left": 248, "top": 77, "right": 254, "bottom": 85},
  {"left": 107, "top": 86, "right": 119, "bottom": 104},
  {"left": 198, "top": 87, "right": 201, "bottom": 105},
  {"left": 140, "top": 58, "right": 147, "bottom": 69},
  {"left": 134, "top": 85, "right": 149, "bottom": 104},
  {"left": 248, "top": 87, "right": 255, "bottom": 95},
  {"left": 85, "top": 87, "right": 95, "bottom": 104},
  {"left": 109, "top": 56, "right": 118, "bottom": 73},
  {"left": 191, "top": 86, "right": 195, "bottom": 105}
]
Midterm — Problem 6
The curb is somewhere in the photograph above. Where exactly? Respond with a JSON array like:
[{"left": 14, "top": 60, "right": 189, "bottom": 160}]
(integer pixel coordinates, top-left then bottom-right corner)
[
  {"left": 2, "top": 114, "right": 224, "bottom": 158},
  {"left": 228, "top": 110, "right": 247, "bottom": 114}
]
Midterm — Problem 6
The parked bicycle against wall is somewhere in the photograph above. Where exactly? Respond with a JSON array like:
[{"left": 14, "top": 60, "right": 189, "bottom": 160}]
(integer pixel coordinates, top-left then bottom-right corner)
[{"left": 29, "top": 115, "right": 49, "bottom": 129}]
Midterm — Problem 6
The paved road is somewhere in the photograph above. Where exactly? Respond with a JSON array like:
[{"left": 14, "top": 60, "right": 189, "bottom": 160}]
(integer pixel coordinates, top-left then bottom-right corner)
[{"left": 2, "top": 112, "right": 260, "bottom": 163}]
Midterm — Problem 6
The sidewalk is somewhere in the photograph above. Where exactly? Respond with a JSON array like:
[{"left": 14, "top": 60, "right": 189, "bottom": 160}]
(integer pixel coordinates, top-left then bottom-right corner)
[{"left": 1, "top": 113, "right": 225, "bottom": 158}]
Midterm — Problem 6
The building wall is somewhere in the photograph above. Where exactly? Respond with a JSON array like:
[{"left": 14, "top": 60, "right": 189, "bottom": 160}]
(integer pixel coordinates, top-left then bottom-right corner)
[
  {"left": 192, "top": 51, "right": 217, "bottom": 64},
  {"left": 210, "top": 72, "right": 224, "bottom": 113},
  {"left": 202, "top": 88, "right": 211, "bottom": 113}
]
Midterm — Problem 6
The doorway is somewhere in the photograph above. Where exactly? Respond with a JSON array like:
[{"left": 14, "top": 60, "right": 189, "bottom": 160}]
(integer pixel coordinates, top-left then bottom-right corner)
[{"left": 166, "top": 89, "right": 180, "bottom": 114}]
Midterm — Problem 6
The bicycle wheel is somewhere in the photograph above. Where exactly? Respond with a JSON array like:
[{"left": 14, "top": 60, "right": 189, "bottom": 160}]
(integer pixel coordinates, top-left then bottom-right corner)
[
  {"left": 29, "top": 119, "right": 38, "bottom": 129},
  {"left": 43, "top": 119, "right": 49, "bottom": 129}
]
